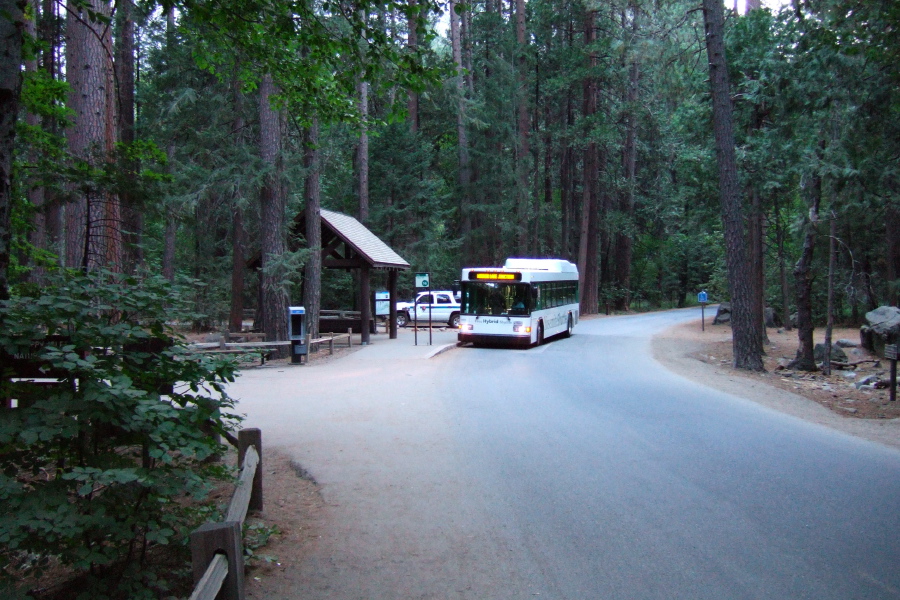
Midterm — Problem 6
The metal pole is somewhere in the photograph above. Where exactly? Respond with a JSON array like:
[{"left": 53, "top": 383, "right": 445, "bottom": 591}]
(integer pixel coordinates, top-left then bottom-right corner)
[
  {"left": 414, "top": 296, "right": 418, "bottom": 346},
  {"left": 429, "top": 286, "right": 433, "bottom": 346},
  {"left": 701, "top": 303, "right": 706, "bottom": 331}
]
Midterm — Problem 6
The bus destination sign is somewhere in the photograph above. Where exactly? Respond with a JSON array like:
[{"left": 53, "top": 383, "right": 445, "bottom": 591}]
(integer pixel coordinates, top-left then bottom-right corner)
[{"left": 470, "top": 271, "right": 522, "bottom": 281}]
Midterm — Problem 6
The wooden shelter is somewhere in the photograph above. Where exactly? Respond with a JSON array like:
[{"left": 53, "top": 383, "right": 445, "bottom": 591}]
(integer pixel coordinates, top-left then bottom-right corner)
[{"left": 293, "top": 208, "right": 410, "bottom": 343}]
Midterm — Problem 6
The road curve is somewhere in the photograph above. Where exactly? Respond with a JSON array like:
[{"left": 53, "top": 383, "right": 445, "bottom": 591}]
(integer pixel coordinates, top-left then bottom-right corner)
[{"left": 230, "top": 308, "right": 900, "bottom": 600}]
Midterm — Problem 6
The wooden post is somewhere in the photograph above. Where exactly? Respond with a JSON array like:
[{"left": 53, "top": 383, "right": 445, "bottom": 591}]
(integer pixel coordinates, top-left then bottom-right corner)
[
  {"left": 191, "top": 521, "right": 245, "bottom": 600},
  {"left": 360, "top": 263, "right": 371, "bottom": 345},
  {"left": 238, "top": 428, "right": 263, "bottom": 512},
  {"left": 389, "top": 270, "right": 398, "bottom": 339}
]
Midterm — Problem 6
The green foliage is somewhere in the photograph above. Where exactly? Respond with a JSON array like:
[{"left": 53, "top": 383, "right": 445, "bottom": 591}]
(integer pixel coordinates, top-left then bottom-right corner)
[{"left": 0, "top": 270, "right": 241, "bottom": 598}]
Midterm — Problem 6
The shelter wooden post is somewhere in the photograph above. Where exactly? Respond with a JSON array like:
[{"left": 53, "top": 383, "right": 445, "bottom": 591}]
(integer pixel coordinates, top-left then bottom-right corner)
[
  {"left": 389, "top": 270, "right": 398, "bottom": 339},
  {"left": 360, "top": 263, "right": 371, "bottom": 345}
]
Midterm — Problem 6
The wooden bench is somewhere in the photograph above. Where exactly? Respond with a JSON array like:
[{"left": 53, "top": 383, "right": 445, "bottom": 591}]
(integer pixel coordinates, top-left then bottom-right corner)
[{"left": 192, "top": 341, "right": 291, "bottom": 365}]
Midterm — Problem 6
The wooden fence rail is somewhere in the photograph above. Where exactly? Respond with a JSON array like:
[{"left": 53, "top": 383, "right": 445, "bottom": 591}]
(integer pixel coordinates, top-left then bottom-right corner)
[{"left": 189, "top": 428, "right": 262, "bottom": 600}]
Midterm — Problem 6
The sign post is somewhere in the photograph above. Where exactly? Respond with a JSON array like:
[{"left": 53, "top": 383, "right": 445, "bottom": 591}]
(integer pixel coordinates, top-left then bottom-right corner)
[
  {"left": 414, "top": 273, "right": 431, "bottom": 346},
  {"left": 698, "top": 290, "right": 708, "bottom": 332},
  {"left": 886, "top": 344, "right": 898, "bottom": 402}
]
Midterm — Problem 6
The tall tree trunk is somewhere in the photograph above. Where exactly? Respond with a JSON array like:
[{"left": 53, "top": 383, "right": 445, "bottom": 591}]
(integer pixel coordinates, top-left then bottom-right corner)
[
  {"left": 39, "top": 0, "right": 61, "bottom": 261},
  {"left": 578, "top": 9, "right": 599, "bottom": 315},
  {"left": 0, "top": 0, "right": 25, "bottom": 300},
  {"left": 702, "top": 0, "right": 763, "bottom": 371},
  {"left": 23, "top": 0, "right": 46, "bottom": 280},
  {"left": 774, "top": 195, "right": 792, "bottom": 330},
  {"left": 406, "top": 0, "right": 419, "bottom": 132},
  {"left": 303, "top": 120, "right": 322, "bottom": 341},
  {"left": 357, "top": 79, "right": 369, "bottom": 223},
  {"left": 258, "top": 74, "right": 288, "bottom": 351},
  {"left": 560, "top": 87, "right": 574, "bottom": 261},
  {"left": 161, "top": 8, "right": 176, "bottom": 281},
  {"left": 356, "top": 77, "right": 371, "bottom": 345},
  {"left": 514, "top": 0, "right": 530, "bottom": 254},
  {"left": 229, "top": 74, "right": 246, "bottom": 333},
  {"left": 614, "top": 4, "right": 639, "bottom": 311},
  {"left": 116, "top": 0, "right": 140, "bottom": 272},
  {"left": 823, "top": 210, "right": 836, "bottom": 375},
  {"left": 450, "top": 0, "right": 472, "bottom": 261},
  {"left": 749, "top": 186, "right": 767, "bottom": 343},
  {"left": 789, "top": 171, "right": 822, "bottom": 371},
  {"left": 462, "top": 3, "right": 474, "bottom": 95},
  {"left": 65, "top": 0, "right": 118, "bottom": 270}
]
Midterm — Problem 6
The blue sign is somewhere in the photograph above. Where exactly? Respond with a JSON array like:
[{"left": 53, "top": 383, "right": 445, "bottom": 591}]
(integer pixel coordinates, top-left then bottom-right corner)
[{"left": 698, "top": 291, "right": 708, "bottom": 304}]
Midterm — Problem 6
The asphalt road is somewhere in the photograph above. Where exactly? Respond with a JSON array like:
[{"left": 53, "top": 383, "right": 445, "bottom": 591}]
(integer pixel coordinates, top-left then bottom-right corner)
[{"left": 230, "top": 309, "right": 900, "bottom": 600}]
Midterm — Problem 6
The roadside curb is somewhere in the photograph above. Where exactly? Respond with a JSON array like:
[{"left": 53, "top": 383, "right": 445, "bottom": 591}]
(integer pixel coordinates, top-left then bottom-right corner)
[{"left": 426, "top": 343, "right": 458, "bottom": 359}]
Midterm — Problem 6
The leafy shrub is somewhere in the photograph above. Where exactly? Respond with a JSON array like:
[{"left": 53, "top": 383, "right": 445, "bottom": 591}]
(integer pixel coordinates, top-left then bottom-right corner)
[{"left": 0, "top": 271, "right": 242, "bottom": 599}]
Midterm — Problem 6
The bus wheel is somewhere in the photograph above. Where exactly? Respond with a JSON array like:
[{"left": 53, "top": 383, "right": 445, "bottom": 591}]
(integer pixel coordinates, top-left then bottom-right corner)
[
  {"left": 536, "top": 322, "right": 544, "bottom": 346},
  {"left": 565, "top": 314, "right": 574, "bottom": 337}
]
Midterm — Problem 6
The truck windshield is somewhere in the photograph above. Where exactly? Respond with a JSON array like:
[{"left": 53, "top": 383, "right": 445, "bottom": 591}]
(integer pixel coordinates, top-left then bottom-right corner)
[{"left": 461, "top": 282, "right": 531, "bottom": 316}]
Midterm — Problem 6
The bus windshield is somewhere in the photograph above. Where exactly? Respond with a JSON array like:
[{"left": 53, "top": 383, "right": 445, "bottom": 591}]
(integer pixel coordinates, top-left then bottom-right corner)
[{"left": 461, "top": 282, "right": 531, "bottom": 316}]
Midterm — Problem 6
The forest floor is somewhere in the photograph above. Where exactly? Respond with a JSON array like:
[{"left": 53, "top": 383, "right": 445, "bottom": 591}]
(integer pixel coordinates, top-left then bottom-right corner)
[{"left": 241, "top": 315, "right": 900, "bottom": 597}]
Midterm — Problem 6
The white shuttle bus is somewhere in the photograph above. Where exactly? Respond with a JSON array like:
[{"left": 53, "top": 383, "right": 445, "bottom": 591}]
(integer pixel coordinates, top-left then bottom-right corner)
[{"left": 458, "top": 258, "right": 579, "bottom": 347}]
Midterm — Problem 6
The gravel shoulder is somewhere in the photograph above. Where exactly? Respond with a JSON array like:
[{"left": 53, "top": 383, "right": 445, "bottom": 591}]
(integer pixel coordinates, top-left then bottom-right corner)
[{"left": 653, "top": 319, "right": 900, "bottom": 451}]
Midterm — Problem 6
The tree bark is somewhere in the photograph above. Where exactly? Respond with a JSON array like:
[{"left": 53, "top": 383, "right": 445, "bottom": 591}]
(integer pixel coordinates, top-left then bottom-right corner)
[
  {"left": 749, "top": 186, "right": 767, "bottom": 343},
  {"left": 23, "top": 0, "right": 46, "bottom": 281},
  {"left": 116, "top": 0, "right": 141, "bottom": 272},
  {"left": 161, "top": 8, "right": 176, "bottom": 281},
  {"left": 65, "top": 0, "right": 119, "bottom": 270},
  {"left": 702, "top": 0, "right": 763, "bottom": 370},
  {"left": 406, "top": 0, "right": 419, "bottom": 132},
  {"left": 39, "top": 0, "right": 61, "bottom": 261},
  {"left": 450, "top": 0, "right": 472, "bottom": 260},
  {"left": 614, "top": 4, "right": 639, "bottom": 311},
  {"left": 514, "top": 0, "right": 530, "bottom": 254},
  {"left": 302, "top": 119, "right": 322, "bottom": 341},
  {"left": 823, "top": 211, "right": 836, "bottom": 375},
  {"left": 774, "top": 196, "right": 792, "bottom": 330},
  {"left": 0, "top": 0, "right": 25, "bottom": 300},
  {"left": 578, "top": 9, "right": 599, "bottom": 315},
  {"left": 789, "top": 172, "right": 822, "bottom": 371},
  {"left": 258, "top": 74, "right": 288, "bottom": 351},
  {"left": 229, "top": 74, "right": 247, "bottom": 334},
  {"left": 357, "top": 79, "right": 369, "bottom": 223}
]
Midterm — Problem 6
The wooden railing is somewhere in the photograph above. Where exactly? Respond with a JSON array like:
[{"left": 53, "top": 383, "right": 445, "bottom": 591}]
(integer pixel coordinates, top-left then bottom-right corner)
[
  {"left": 188, "top": 428, "right": 262, "bottom": 600},
  {"left": 307, "top": 330, "right": 353, "bottom": 354}
]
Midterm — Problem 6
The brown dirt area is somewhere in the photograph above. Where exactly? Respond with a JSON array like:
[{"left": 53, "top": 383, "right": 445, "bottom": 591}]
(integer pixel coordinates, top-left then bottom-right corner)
[{"left": 654, "top": 319, "right": 900, "bottom": 451}]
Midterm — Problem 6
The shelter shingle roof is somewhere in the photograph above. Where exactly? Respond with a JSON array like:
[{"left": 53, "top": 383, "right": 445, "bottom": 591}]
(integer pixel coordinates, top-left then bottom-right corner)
[{"left": 319, "top": 209, "right": 410, "bottom": 270}]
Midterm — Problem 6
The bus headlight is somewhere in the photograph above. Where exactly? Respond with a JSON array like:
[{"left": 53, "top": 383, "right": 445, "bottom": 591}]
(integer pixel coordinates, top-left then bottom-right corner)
[
  {"left": 461, "top": 324, "right": 473, "bottom": 331},
  {"left": 513, "top": 322, "right": 531, "bottom": 333}
]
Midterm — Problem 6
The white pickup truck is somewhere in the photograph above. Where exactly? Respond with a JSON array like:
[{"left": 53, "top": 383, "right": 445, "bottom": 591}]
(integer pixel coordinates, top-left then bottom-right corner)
[{"left": 396, "top": 291, "right": 461, "bottom": 328}]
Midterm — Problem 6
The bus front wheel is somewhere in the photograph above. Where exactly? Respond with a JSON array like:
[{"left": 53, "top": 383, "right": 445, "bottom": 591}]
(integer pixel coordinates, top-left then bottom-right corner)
[
  {"left": 536, "top": 322, "right": 544, "bottom": 346},
  {"left": 565, "top": 314, "right": 574, "bottom": 337}
]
